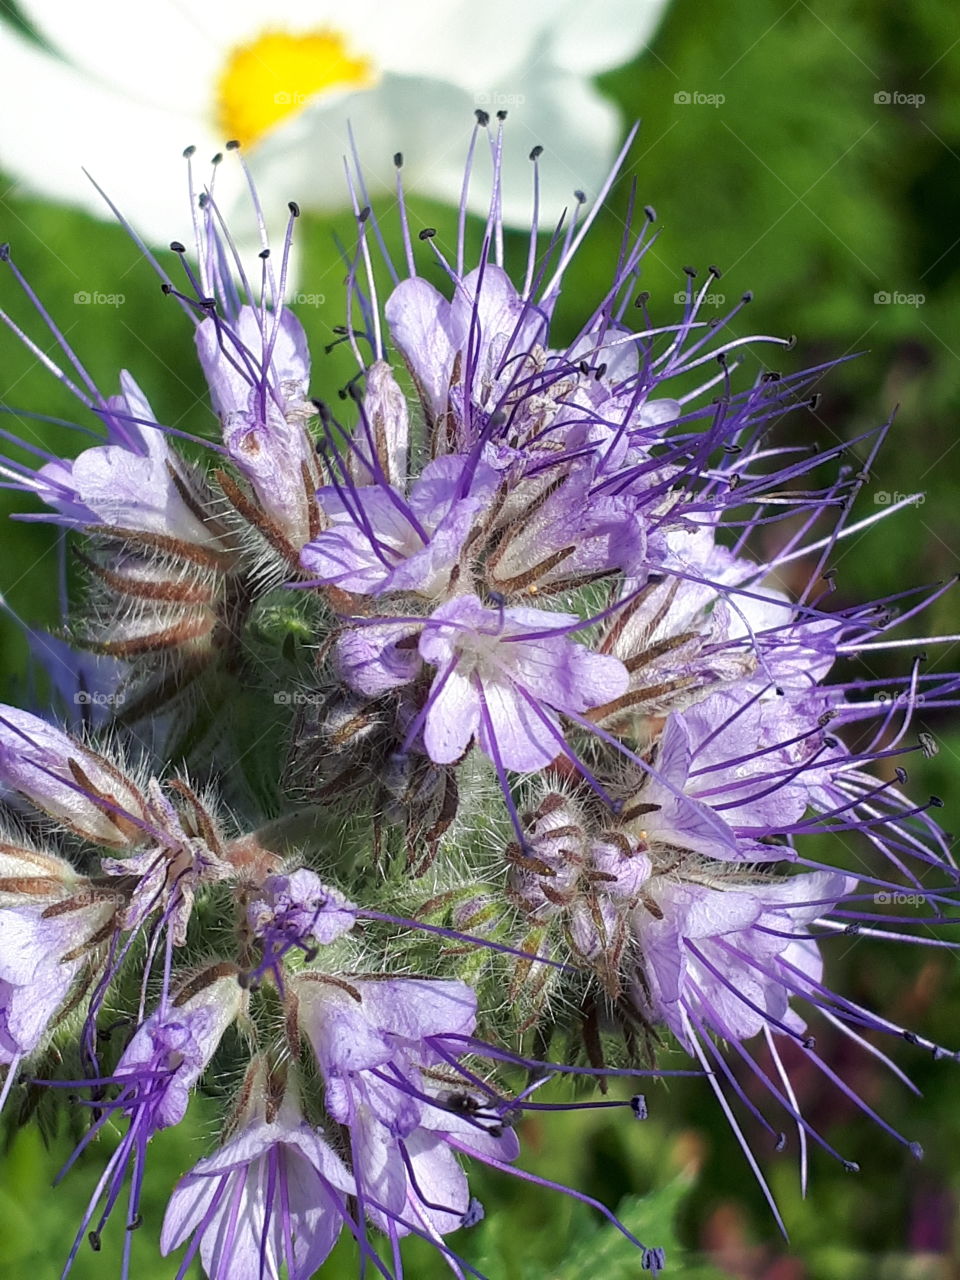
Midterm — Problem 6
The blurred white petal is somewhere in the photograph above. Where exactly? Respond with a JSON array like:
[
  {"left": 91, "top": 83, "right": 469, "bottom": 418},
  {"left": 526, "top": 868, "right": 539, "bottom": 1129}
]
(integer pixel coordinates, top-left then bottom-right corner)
[
  {"left": 546, "top": 0, "right": 671, "bottom": 73},
  {"left": 0, "top": 22, "right": 220, "bottom": 245},
  {"left": 2, "top": 1, "right": 669, "bottom": 246}
]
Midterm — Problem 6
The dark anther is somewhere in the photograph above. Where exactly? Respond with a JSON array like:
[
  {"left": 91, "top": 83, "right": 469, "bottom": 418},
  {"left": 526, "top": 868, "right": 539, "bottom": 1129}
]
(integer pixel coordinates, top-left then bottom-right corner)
[
  {"left": 160, "top": 282, "right": 173, "bottom": 294},
  {"left": 909, "top": 1141, "right": 924, "bottom": 1160},
  {"left": 644, "top": 204, "right": 656, "bottom": 221},
  {"left": 496, "top": 109, "right": 508, "bottom": 120},
  {"left": 595, "top": 363, "right": 607, "bottom": 380},
  {"left": 574, "top": 189, "right": 586, "bottom": 203},
  {"left": 225, "top": 139, "right": 240, "bottom": 150},
  {"left": 169, "top": 240, "right": 186, "bottom": 253},
  {"left": 785, "top": 333, "right": 797, "bottom": 348},
  {"left": 182, "top": 144, "right": 197, "bottom": 159},
  {"left": 127, "top": 1214, "right": 143, "bottom": 1231},
  {"left": 930, "top": 795, "right": 944, "bottom": 808},
  {"left": 529, "top": 144, "right": 543, "bottom": 160},
  {"left": 418, "top": 227, "right": 437, "bottom": 241},
  {"left": 259, "top": 248, "right": 271, "bottom": 260},
  {"left": 288, "top": 200, "right": 300, "bottom": 217},
  {"left": 630, "top": 1094, "right": 647, "bottom": 1119},
  {"left": 808, "top": 393, "right": 822, "bottom": 411},
  {"left": 708, "top": 264, "right": 723, "bottom": 278},
  {"left": 802, "top": 1036, "right": 816, "bottom": 1050},
  {"left": 742, "top": 290, "right": 754, "bottom": 303},
  {"left": 824, "top": 734, "right": 840, "bottom": 748},
  {"left": 761, "top": 370, "right": 782, "bottom": 382},
  {"left": 919, "top": 731, "right": 939, "bottom": 759},
  {"left": 358, "top": 206, "right": 371, "bottom": 224},
  {"left": 211, "top": 151, "right": 223, "bottom": 165},
  {"left": 775, "top": 1132, "right": 787, "bottom": 1152},
  {"left": 842, "top": 1160, "right": 860, "bottom": 1174},
  {"left": 475, "top": 109, "right": 490, "bottom": 127},
  {"left": 198, "top": 192, "right": 208, "bottom": 209},
  {"left": 844, "top": 922, "right": 861, "bottom": 935},
  {"left": 895, "top": 766, "right": 908, "bottom": 784},
  {"left": 89, "top": 1231, "right": 102, "bottom": 1253},
  {"left": 0, "top": 243, "right": 11, "bottom": 262},
  {"left": 822, "top": 567, "right": 837, "bottom": 581},
  {"left": 904, "top": 1030, "right": 919, "bottom": 1044},
  {"left": 579, "top": 360, "right": 590, "bottom": 376},
  {"left": 393, "top": 151, "right": 403, "bottom": 167},
  {"left": 634, "top": 290, "right": 650, "bottom": 306},
  {"left": 683, "top": 265, "right": 697, "bottom": 278}
]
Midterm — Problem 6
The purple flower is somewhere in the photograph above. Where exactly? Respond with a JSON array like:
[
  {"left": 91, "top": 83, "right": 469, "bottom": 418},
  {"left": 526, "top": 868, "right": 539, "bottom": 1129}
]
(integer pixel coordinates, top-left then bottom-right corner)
[
  {"left": 333, "top": 620, "right": 424, "bottom": 697},
  {"left": 2, "top": 371, "right": 215, "bottom": 543},
  {"left": 0, "top": 705, "right": 146, "bottom": 846},
  {"left": 297, "top": 974, "right": 517, "bottom": 1240},
  {"left": 417, "top": 594, "right": 629, "bottom": 771},
  {"left": 631, "top": 870, "right": 855, "bottom": 1050},
  {"left": 302, "top": 455, "right": 499, "bottom": 597},
  {"left": 62, "top": 971, "right": 243, "bottom": 1273},
  {"left": 115, "top": 976, "right": 242, "bottom": 1127},
  {"left": 162, "top": 1077, "right": 354, "bottom": 1280},
  {"left": 243, "top": 869, "right": 356, "bottom": 986},
  {"left": 0, "top": 892, "right": 115, "bottom": 1070},
  {"left": 196, "top": 305, "right": 319, "bottom": 552},
  {"left": 385, "top": 267, "right": 548, "bottom": 430}
]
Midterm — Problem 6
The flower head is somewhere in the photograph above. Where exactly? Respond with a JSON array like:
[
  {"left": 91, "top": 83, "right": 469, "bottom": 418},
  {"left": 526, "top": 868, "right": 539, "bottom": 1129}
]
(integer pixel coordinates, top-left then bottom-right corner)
[{"left": 0, "top": 118, "right": 957, "bottom": 1280}]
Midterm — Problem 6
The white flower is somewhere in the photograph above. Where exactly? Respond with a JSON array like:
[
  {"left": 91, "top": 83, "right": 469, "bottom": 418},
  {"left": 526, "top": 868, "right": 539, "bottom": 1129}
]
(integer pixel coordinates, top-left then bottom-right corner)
[{"left": 0, "top": 0, "right": 669, "bottom": 247}]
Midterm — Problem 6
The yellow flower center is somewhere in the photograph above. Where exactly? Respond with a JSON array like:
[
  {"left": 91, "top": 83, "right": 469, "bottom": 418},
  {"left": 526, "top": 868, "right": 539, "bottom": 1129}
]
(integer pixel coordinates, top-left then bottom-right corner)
[{"left": 216, "top": 28, "right": 377, "bottom": 149}]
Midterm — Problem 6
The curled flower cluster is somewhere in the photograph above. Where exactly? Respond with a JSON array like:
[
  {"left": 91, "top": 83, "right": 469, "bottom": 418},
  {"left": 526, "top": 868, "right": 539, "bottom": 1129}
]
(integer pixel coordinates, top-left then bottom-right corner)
[{"left": 0, "top": 118, "right": 958, "bottom": 1276}]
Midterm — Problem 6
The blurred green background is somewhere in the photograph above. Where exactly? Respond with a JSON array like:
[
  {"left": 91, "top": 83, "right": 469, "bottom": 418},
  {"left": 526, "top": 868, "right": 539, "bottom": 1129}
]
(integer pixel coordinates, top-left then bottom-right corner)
[{"left": 1, "top": 0, "right": 960, "bottom": 1276}]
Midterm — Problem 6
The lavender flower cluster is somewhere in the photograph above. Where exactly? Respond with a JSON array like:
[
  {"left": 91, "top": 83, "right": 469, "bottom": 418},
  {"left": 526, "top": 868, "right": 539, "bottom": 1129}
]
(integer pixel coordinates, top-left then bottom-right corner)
[{"left": 0, "top": 119, "right": 957, "bottom": 1278}]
